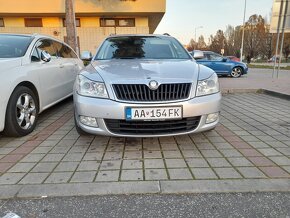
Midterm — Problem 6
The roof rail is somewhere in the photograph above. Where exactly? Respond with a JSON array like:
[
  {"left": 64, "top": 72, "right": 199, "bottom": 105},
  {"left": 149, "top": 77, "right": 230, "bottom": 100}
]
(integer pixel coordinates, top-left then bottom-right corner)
[{"left": 163, "top": 33, "right": 171, "bottom": 36}]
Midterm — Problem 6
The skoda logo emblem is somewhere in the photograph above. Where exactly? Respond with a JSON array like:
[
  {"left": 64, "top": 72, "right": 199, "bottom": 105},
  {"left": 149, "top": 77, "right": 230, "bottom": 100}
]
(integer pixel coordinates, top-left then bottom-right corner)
[{"left": 148, "top": 80, "right": 159, "bottom": 90}]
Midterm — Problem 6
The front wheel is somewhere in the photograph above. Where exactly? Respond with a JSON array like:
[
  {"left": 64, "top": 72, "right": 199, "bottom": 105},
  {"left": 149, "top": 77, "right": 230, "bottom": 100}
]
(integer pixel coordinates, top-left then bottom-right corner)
[
  {"left": 231, "top": 67, "right": 243, "bottom": 78},
  {"left": 3, "top": 86, "right": 39, "bottom": 137}
]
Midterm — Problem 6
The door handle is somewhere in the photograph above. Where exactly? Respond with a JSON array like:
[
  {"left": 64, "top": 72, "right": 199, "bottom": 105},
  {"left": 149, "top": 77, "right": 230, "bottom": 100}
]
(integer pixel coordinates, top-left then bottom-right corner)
[{"left": 59, "top": 64, "right": 64, "bottom": 68}]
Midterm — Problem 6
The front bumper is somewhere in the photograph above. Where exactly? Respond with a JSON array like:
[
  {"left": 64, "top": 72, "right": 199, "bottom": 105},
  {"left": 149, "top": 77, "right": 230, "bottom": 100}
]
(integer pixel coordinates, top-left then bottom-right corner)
[{"left": 74, "top": 92, "right": 222, "bottom": 137}]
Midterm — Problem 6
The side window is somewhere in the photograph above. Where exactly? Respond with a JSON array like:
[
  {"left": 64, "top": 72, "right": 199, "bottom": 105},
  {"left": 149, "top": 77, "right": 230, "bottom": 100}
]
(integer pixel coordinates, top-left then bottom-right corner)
[
  {"left": 210, "top": 53, "right": 223, "bottom": 61},
  {"left": 59, "top": 44, "right": 74, "bottom": 58},
  {"left": 31, "top": 48, "right": 40, "bottom": 62},
  {"left": 52, "top": 41, "right": 63, "bottom": 57},
  {"left": 37, "top": 39, "right": 58, "bottom": 58}
]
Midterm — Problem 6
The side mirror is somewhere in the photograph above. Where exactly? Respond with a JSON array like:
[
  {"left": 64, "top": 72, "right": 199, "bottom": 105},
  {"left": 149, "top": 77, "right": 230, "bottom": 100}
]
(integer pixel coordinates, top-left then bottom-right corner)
[
  {"left": 41, "top": 51, "right": 51, "bottom": 62},
  {"left": 192, "top": 50, "right": 204, "bottom": 59},
  {"left": 81, "top": 51, "right": 93, "bottom": 61},
  {"left": 222, "top": 57, "right": 228, "bottom": 62}
]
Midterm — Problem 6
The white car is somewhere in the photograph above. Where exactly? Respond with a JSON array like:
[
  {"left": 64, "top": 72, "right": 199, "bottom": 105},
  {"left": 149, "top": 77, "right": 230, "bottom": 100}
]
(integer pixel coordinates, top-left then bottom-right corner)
[{"left": 0, "top": 33, "right": 84, "bottom": 136}]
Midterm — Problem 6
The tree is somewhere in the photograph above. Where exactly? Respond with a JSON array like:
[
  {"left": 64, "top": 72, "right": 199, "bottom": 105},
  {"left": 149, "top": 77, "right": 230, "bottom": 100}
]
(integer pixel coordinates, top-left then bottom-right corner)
[
  {"left": 243, "top": 14, "right": 268, "bottom": 59},
  {"left": 65, "top": 0, "right": 137, "bottom": 54},
  {"left": 209, "top": 30, "right": 226, "bottom": 54},
  {"left": 65, "top": 0, "right": 78, "bottom": 54},
  {"left": 196, "top": 35, "right": 207, "bottom": 50}
]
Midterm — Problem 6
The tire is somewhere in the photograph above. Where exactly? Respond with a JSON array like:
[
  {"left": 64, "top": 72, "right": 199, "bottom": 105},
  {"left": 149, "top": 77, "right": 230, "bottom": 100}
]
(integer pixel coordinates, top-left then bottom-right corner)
[
  {"left": 3, "top": 86, "right": 39, "bottom": 137},
  {"left": 230, "top": 67, "right": 243, "bottom": 78},
  {"left": 74, "top": 113, "right": 89, "bottom": 136}
]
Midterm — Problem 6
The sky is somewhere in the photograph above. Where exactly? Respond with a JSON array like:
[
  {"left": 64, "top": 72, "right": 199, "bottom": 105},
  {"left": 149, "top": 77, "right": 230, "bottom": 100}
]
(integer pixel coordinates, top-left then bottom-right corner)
[{"left": 155, "top": 0, "right": 273, "bottom": 45}]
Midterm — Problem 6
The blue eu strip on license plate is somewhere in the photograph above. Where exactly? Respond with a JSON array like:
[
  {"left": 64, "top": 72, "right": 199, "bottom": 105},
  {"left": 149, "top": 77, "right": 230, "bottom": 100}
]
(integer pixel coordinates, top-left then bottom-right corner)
[{"left": 126, "top": 108, "right": 132, "bottom": 120}]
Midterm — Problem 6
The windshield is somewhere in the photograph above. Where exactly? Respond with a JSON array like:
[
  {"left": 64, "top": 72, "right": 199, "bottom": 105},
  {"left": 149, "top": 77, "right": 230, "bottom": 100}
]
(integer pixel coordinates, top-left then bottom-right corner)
[
  {"left": 95, "top": 36, "right": 191, "bottom": 60},
  {"left": 0, "top": 35, "right": 32, "bottom": 58}
]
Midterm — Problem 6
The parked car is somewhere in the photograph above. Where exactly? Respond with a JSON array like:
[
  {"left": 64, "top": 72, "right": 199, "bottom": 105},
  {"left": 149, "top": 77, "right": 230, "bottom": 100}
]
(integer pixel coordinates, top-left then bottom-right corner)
[
  {"left": 268, "top": 55, "right": 280, "bottom": 63},
  {"left": 74, "top": 34, "right": 221, "bottom": 137},
  {"left": 190, "top": 51, "right": 248, "bottom": 78},
  {"left": 0, "top": 33, "right": 84, "bottom": 136},
  {"left": 226, "top": 56, "right": 240, "bottom": 62}
]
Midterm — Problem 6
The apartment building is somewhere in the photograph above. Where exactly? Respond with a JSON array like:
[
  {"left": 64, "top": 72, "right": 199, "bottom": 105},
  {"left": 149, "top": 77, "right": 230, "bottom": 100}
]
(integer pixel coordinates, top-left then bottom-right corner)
[{"left": 0, "top": 0, "right": 166, "bottom": 53}]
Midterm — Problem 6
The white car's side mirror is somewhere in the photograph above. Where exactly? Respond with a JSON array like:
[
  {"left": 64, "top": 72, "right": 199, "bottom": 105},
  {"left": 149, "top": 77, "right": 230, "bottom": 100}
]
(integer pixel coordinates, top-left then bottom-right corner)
[
  {"left": 81, "top": 51, "right": 93, "bottom": 61},
  {"left": 41, "top": 51, "right": 51, "bottom": 62}
]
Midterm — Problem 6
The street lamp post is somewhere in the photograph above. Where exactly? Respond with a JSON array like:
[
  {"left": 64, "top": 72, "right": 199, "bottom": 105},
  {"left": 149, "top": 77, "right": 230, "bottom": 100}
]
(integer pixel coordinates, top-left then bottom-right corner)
[
  {"left": 194, "top": 26, "right": 203, "bottom": 49},
  {"left": 240, "top": 0, "right": 247, "bottom": 62}
]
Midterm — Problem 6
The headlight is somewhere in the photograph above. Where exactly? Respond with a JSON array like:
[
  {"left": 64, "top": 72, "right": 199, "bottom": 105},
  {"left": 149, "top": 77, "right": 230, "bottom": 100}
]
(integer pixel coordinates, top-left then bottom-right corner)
[
  {"left": 196, "top": 73, "right": 219, "bottom": 97},
  {"left": 76, "top": 75, "right": 108, "bottom": 98}
]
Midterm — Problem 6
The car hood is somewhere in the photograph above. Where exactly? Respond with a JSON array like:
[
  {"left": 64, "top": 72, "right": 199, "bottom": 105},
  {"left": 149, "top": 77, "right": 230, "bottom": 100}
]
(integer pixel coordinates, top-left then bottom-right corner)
[
  {"left": 83, "top": 59, "right": 199, "bottom": 85},
  {"left": 0, "top": 58, "right": 22, "bottom": 72}
]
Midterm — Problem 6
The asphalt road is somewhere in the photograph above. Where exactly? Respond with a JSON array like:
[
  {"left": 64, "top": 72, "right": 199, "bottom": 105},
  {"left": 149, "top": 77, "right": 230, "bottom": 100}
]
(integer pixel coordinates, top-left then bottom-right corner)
[{"left": 0, "top": 193, "right": 290, "bottom": 218}]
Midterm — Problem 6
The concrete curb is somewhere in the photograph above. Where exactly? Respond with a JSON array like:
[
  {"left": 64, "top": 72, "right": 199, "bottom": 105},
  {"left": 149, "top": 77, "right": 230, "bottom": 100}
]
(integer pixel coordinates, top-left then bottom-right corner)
[
  {"left": 221, "top": 88, "right": 290, "bottom": 101},
  {"left": 1, "top": 179, "right": 290, "bottom": 199}
]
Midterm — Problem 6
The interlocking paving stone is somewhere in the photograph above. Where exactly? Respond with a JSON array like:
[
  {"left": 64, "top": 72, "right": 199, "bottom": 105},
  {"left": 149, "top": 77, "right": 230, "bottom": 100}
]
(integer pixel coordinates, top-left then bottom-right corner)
[
  {"left": 200, "top": 150, "right": 222, "bottom": 158},
  {"left": 42, "top": 153, "right": 65, "bottom": 162},
  {"left": 227, "top": 157, "right": 254, "bottom": 167},
  {"left": 257, "top": 148, "right": 283, "bottom": 157},
  {"left": 145, "top": 169, "right": 168, "bottom": 180},
  {"left": 213, "top": 168, "right": 242, "bottom": 179},
  {"left": 259, "top": 167, "right": 290, "bottom": 178},
  {"left": 54, "top": 162, "right": 79, "bottom": 172},
  {"left": 191, "top": 168, "right": 218, "bottom": 179},
  {"left": 95, "top": 170, "right": 120, "bottom": 182},
  {"left": 122, "top": 160, "right": 143, "bottom": 169},
  {"left": 237, "top": 167, "right": 267, "bottom": 178},
  {"left": 7, "top": 162, "right": 36, "bottom": 173},
  {"left": 100, "top": 160, "right": 122, "bottom": 170},
  {"left": 268, "top": 156, "right": 290, "bottom": 165},
  {"left": 0, "top": 93, "right": 290, "bottom": 197},
  {"left": 45, "top": 172, "right": 73, "bottom": 184},
  {"left": 144, "top": 159, "right": 165, "bottom": 169},
  {"left": 123, "top": 151, "right": 142, "bottom": 160},
  {"left": 19, "top": 173, "right": 49, "bottom": 184},
  {"left": 0, "top": 173, "right": 25, "bottom": 185},
  {"left": 143, "top": 151, "right": 162, "bottom": 159},
  {"left": 32, "top": 162, "right": 58, "bottom": 173},
  {"left": 165, "top": 159, "right": 187, "bottom": 168},
  {"left": 70, "top": 171, "right": 96, "bottom": 183},
  {"left": 121, "top": 170, "right": 143, "bottom": 181},
  {"left": 185, "top": 158, "right": 209, "bottom": 168},
  {"left": 168, "top": 169, "right": 193, "bottom": 180},
  {"left": 207, "top": 158, "right": 231, "bottom": 167},
  {"left": 77, "top": 161, "right": 100, "bottom": 171}
]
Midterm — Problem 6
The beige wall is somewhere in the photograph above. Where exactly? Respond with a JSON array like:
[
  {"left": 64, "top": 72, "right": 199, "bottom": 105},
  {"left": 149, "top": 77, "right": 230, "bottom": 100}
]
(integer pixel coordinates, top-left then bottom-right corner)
[
  {"left": 0, "top": 26, "right": 149, "bottom": 53},
  {"left": 0, "top": 0, "right": 165, "bottom": 14}
]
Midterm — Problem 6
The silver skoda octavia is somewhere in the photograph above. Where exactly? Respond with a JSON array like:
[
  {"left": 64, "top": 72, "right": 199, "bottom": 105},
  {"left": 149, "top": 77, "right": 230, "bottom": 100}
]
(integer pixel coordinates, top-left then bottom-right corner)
[{"left": 74, "top": 34, "right": 221, "bottom": 137}]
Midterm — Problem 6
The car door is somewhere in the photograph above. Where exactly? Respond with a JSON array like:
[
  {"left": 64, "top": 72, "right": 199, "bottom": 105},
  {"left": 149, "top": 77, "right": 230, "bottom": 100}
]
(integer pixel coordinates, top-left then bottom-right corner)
[
  {"left": 54, "top": 41, "right": 78, "bottom": 97},
  {"left": 35, "top": 39, "right": 67, "bottom": 107},
  {"left": 208, "top": 53, "right": 232, "bottom": 74}
]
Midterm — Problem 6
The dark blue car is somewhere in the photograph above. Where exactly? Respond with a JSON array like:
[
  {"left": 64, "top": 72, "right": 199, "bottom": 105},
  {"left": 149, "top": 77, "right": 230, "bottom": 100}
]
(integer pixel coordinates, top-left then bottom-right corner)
[{"left": 190, "top": 51, "right": 248, "bottom": 78}]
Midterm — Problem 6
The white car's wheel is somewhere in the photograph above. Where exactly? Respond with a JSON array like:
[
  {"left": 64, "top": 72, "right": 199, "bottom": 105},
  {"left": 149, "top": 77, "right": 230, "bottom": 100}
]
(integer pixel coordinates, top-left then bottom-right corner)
[
  {"left": 4, "top": 86, "right": 38, "bottom": 136},
  {"left": 231, "top": 67, "right": 243, "bottom": 78}
]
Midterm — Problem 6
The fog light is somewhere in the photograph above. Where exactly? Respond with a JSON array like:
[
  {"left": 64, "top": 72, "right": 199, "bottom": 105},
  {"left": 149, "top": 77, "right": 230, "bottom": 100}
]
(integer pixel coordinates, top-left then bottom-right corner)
[
  {"left": 206, "top": 113, "right": 219, "bottom": 124},
  {"left": 79, "top": 116, "right": 98, "bottom": 127}
]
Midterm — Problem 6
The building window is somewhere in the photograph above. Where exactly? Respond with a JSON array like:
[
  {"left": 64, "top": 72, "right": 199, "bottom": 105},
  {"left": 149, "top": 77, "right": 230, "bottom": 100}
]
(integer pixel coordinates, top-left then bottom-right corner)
[
  {"left": 24, "top": 18, "right": 43, "bottom": 27},
  {"left": 0, "top": 18, "right": 4, "bottom": 27},
  {"left": 63, "top": 18, "right": 81, "bottom": 27},
  {"left": 100, "top": 18, "right": 135, "bottom": 27}
]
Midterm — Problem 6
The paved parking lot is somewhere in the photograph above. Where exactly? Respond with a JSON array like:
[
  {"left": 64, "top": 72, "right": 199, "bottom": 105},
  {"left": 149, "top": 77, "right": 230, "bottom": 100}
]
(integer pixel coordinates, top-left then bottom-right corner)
[{"left": 0, "top": 93, "right": 289, "bottom": 198}]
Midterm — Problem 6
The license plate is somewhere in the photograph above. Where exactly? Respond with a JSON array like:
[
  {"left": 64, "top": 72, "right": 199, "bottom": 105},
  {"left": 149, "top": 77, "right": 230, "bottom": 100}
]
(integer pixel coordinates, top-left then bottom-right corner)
[{"left": 125, "top": 107, "right": 182, "bottom": 120}]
